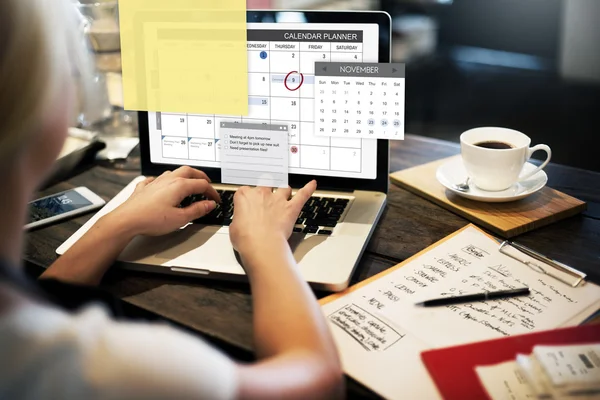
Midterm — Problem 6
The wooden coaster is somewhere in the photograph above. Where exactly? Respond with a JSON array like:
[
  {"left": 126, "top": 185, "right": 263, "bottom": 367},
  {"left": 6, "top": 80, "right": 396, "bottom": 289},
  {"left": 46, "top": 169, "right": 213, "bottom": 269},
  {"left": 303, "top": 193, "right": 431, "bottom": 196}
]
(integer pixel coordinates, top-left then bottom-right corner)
[{"left": 390, "top": 155, "right": 587, "bottom": 238}]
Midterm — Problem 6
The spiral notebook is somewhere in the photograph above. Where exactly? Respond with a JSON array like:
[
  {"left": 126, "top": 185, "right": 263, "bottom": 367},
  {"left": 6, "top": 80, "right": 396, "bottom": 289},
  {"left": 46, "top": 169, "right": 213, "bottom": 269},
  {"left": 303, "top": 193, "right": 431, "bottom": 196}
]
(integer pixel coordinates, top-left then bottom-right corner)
[{"left": 319, "top": 224, "right": 600, "bottom": 400}]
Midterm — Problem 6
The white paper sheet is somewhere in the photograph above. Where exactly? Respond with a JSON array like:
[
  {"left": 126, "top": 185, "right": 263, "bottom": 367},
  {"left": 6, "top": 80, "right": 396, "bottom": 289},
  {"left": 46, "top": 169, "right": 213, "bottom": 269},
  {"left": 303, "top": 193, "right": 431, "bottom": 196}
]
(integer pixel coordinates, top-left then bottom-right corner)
[
  {"left": 481, "top": 353, "right": 600, "bottom": 400},
  {"left": 534, "top": 344, "right": 600, "bottom": 387},
  {"left": 321, "top": 226, "right": 600, "bottom": 400},
  {"left": 325, "top": 299, "right": 441, "bottom": 400},
  {"left": 476, "top": 360, "right": 536, "bottom": 400},
  {"left": 516, "top": 354, "right": 553, "bottom": 397}
]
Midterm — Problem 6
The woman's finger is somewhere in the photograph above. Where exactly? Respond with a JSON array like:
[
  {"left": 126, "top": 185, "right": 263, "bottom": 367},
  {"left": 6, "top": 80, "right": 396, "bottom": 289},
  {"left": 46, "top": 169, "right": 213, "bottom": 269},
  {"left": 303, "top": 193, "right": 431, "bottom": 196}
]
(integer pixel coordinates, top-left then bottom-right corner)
[
  {"left": 134, "top": 177, "right": 154, "bottom": 193},
  {"left": 257, "top": 186, "right": 272, "bottom": 195},
  {"left": 233, "top": 186, "right": 250, "bottom": 206},
  {"left": 180, "top": 200, "right": 217, "bottom": 221},
  {"left": 153, "top": 170, "right": 171, "bottom": 183},
  {"left": 275, "top": 186, "right": 292, "bottom": 200},
  {"left": 134, "top": 178, "right": 150, "bottom": 193},
  {"left": 170, "top": 166, "right": 211, "bottom": 182},
  {"left": 290, "top": 180, "right": 317, "bottom": 213},
  {"left": 173, "top": 178, "right": 221, "bottom": 203}
]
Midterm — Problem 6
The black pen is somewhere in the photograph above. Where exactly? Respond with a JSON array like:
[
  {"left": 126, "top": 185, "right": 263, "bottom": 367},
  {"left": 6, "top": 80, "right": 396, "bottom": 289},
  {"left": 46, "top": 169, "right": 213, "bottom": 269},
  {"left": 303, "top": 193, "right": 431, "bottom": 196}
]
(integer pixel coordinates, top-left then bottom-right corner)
[{"left": 415, "top": 287, "right": 531, "bottom": 307}]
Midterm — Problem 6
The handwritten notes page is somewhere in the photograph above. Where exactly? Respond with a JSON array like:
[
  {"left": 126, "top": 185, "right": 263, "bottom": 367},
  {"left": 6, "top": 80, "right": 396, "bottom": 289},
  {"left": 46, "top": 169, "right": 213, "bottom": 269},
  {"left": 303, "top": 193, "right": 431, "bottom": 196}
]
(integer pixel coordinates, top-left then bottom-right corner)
[{"left": 320, "top": 226, "right": 600, "bottom": 400}]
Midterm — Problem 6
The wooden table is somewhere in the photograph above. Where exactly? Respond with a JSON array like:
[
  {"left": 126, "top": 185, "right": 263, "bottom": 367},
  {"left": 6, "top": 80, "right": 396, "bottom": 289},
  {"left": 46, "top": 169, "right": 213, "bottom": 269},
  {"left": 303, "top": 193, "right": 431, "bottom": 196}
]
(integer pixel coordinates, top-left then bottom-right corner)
[{"left": 24, "top": 134, "right": 600, "bottom": 398}]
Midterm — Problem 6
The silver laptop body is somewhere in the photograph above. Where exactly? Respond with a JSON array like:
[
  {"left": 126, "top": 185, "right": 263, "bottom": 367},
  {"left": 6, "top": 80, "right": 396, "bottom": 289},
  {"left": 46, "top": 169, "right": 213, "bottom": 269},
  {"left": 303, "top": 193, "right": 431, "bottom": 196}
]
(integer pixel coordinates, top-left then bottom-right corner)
[{"left": 58, "top": 10, "right": 392, "bottom": 291}]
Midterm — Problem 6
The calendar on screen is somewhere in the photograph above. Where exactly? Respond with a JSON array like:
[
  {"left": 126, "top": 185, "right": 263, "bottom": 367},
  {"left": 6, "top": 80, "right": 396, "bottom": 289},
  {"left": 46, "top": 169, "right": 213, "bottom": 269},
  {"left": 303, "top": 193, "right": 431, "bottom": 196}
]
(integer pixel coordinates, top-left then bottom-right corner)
[
  {"left": 148, "top": 23, "right": 380, "bottom": 180},
  {"left": 315, "top": 62, "right": 405, "bottom": 140}
]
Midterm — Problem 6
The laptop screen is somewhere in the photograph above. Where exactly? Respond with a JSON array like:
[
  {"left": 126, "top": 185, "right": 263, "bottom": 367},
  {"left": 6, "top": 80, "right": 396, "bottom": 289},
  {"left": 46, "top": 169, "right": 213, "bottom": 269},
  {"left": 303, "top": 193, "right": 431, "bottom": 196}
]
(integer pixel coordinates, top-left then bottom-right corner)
[{"left": 147, "top": 22, "right": 380, "bottom": 180}]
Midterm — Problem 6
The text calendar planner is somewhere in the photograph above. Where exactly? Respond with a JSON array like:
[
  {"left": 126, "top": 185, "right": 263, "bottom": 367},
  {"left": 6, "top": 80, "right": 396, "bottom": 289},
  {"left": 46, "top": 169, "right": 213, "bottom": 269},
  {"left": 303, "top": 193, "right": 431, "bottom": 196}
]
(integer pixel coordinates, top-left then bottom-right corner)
[
  {"left": 151, "top": 25, "right": 381, "bottom": 177},
  {"left": 319, "top": 224, "right": 600, "bottom": 400}
]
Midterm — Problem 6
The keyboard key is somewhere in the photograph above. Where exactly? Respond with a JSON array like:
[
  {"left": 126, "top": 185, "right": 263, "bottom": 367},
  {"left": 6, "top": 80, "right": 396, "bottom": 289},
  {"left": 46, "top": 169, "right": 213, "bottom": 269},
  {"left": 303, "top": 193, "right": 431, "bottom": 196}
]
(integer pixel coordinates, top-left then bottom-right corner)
[
  {"left": 304, "top": 225, "right": 319, "bottom": 234},
  {"left": 185, "top": 192, "right": 350, "bottom": 228},
  {"left": 305, "top": 219, "right": 338, "bottom": 227},
  {"left": 325, "top": 207, "right": 342, "bottom": 216},
  {"left": 317, "top": 229, "right": 332, "bottom": 235},
  {"left": 180, "top": 196, "right": 193, "bottom": 208},
  {"left": 317, "top": 209, "right": 335, "bottom": 217}
]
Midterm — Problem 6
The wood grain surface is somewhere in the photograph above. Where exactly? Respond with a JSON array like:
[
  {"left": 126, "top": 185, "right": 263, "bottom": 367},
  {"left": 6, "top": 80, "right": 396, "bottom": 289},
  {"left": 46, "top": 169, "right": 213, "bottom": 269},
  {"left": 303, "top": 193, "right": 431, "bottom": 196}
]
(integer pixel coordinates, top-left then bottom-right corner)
[
  {"left": 23, "top": 134, "right": 600, "bottom": 399},
  {"left": 390, "top": 155, "right": 587, "bottom": 237}
]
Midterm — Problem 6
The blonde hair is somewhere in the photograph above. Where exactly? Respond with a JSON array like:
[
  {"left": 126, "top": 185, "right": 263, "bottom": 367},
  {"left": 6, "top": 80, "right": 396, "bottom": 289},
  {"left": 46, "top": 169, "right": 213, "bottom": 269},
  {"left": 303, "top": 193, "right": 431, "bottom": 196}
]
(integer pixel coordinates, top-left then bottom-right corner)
[{"left": 0, "top": 0, "right": 94, "bottom": 163}]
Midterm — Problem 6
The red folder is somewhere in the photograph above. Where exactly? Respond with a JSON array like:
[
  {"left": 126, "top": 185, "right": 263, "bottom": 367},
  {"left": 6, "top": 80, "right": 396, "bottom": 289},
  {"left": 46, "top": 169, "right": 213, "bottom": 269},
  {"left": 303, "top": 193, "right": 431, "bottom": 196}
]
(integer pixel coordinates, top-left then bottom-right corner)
[{"left": 421, "top": 324, "right": 600, "bottom": 400}]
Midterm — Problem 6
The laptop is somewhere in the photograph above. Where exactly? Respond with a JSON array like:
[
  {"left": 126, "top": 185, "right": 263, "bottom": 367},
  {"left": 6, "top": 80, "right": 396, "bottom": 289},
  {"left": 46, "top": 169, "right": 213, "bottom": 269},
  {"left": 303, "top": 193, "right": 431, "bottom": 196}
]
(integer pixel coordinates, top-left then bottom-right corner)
[{"left": 58, "top": 10, "right": 391, "bottom": 291}]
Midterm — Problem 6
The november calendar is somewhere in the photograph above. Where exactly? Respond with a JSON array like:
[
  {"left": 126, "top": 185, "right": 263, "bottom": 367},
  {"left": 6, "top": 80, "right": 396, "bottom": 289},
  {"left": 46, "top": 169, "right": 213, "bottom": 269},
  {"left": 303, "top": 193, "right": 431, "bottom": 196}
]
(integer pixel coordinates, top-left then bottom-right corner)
[
  {"left": 147, "top": 23, "right": 381, "bottom": 179},
  {"left": 315, "top": 62, "right": 405, "bottom": 140}
]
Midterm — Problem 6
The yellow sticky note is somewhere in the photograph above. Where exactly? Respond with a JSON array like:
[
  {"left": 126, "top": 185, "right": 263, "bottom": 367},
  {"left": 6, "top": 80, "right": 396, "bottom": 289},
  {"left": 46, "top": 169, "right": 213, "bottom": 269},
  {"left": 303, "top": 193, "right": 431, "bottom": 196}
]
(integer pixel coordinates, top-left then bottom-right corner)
[{"left": 119, "top": 0, "right": 248, "bottom": 115}]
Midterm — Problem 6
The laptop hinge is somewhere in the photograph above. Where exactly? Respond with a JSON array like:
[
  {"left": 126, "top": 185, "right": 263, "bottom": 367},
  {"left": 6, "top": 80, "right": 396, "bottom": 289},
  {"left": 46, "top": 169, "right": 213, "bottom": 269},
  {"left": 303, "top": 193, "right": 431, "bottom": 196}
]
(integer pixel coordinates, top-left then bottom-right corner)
[{"left": 170, "top": 267, "right": 210, "bottom": 275}]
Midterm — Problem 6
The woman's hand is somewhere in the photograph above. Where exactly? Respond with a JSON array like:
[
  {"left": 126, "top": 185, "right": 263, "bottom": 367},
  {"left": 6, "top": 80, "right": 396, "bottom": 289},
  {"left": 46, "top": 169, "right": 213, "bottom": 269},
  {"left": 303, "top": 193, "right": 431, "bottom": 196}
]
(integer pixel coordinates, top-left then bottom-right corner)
[
  {"left": 228, "top": 179, "right": 344, "bottom": 400},
  {"left": 42, "top": 166, "right": 220, "bottom": 286},
  {"left": 229, "top": 180, "right": 316, "bottom": 257},
  {"left": 110, "top": 166, "right": 221, "bottom": 236}
]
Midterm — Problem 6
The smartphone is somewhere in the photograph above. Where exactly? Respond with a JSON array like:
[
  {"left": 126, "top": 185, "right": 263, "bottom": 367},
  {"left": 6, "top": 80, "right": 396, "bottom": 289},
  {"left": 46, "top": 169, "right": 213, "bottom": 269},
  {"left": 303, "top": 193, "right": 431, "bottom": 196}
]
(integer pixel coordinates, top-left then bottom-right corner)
[{"left": 25, "top": 187, "right": 106, "bottom": 230}]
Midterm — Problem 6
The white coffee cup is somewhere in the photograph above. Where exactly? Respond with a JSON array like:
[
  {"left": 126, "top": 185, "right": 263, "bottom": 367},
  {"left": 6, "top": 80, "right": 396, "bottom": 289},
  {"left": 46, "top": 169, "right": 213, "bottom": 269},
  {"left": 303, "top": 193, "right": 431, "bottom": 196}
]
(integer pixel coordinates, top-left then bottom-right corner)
[{"left": 460, "top": 127, "right": 551, "bottom": 191}]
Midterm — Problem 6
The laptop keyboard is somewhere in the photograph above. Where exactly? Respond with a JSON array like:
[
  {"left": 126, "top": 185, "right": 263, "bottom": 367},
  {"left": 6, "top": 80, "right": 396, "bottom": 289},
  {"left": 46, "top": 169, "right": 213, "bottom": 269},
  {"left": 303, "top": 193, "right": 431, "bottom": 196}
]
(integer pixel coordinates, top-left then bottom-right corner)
[{"left": 180, "top": 189, "right": 351, "bottom": 235}]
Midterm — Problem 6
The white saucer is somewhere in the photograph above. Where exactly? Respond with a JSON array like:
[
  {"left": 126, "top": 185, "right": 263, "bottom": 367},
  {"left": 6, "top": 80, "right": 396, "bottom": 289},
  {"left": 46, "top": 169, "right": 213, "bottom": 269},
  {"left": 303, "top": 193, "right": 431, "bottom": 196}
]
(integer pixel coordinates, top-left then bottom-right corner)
[{"left": 436, "top": 157, "right": 548, "bottom": 203}]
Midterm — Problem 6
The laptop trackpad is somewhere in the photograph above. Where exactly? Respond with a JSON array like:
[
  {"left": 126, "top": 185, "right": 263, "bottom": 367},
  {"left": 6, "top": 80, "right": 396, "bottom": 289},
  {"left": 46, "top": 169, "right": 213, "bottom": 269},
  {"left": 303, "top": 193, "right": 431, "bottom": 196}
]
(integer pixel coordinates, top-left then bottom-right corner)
[
  {"left": 119, "top": 225, "right": 331, "bottom": 271},
  {"left": 289, "top": 233, "right": 329, "bottom": 263},
  {"left": 119, "top": 224, "right": 222, "bottom": 262}
]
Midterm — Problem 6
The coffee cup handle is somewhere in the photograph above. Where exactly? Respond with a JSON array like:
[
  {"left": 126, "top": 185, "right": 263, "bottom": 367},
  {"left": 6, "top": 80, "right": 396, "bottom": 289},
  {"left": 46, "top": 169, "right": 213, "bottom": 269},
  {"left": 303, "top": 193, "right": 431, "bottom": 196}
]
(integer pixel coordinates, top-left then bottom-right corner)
[{"left": 518, "top": 144, "right": 552, "bottom": 181}]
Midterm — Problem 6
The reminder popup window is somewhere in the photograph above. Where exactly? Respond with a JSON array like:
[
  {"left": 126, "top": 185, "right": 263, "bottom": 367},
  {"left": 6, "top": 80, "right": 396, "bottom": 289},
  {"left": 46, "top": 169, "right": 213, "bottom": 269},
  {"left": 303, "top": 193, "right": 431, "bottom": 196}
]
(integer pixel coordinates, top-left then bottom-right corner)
[{"left": 220, "top": 122, "right": 289, "bottom": 188}]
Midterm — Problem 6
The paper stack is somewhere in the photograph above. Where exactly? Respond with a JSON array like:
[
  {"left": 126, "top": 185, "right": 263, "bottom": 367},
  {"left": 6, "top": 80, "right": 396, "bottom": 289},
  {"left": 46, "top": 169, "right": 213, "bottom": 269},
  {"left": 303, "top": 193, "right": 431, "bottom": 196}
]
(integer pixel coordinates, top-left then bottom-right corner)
[
  {"left": 476, "top": 343, "right": 600, "bottom": 400},
  {"left": 516, "top": 343, "right": 600, "bottom": 399}
]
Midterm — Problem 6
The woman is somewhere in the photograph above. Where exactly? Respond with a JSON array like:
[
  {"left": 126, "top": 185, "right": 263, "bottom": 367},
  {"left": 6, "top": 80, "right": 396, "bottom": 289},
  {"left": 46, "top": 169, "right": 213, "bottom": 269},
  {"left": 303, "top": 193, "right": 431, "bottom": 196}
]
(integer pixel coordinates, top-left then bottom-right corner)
[{"left": 0, "top": 0, "right": 343, "bottom": 398}]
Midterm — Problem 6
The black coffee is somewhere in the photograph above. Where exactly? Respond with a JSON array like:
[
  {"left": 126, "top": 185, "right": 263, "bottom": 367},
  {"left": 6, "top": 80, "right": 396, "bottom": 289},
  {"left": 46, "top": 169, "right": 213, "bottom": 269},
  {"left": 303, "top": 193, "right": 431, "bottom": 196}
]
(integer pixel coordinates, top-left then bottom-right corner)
[{"left": 474, "top": 141, "right": 514, "bottom": 150}]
